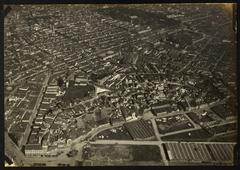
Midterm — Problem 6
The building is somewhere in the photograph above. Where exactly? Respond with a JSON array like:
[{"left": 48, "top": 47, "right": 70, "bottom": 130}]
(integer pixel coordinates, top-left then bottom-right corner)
[
  {"left": 45, "top": 86, "right": 59, "bottom": 95},
  {"left": 151, "top": 100, "right": 173, "bottom": 116},
  {"left": 75, "top": 75, "right": 88, "bottom": 86},
  {"left": 24, "top": 144, "right": 44, "bottom": 157}
]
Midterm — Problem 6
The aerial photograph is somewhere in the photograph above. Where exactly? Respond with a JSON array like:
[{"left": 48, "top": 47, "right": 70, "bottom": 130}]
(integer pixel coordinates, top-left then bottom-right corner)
[{"left": 4, "top": 3, "right": 237, "bottom": 166}]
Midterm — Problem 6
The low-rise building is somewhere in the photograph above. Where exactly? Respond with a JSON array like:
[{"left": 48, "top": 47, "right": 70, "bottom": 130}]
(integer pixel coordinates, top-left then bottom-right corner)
[
  {"left": 75, "top": 75, "right": 88, "bottom": 86},
  {"left": 25, "top": 144, "right": 44, "bottom": 157}
]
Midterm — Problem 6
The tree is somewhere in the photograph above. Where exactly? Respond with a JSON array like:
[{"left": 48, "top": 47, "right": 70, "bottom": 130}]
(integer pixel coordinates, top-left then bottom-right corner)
[
  {"left": 57, "top": 77, "right": 64, "bottom": 87},
  {"left": 120, "top": 106, "right": 127, "bottom": 121},
  {"left": 109, "top": 117, "right": 113, "bottom": 126}
]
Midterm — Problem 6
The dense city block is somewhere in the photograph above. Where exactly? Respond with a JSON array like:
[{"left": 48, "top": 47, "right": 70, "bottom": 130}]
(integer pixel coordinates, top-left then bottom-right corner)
[{"left": 4, "top": 4, "right": 237, "bottom": 166}]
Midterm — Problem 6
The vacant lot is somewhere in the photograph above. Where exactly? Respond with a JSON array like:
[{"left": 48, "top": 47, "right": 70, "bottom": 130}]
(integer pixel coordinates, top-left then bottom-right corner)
[
  {"left": 82, "top": 144, "right": 162, "bottom": 165},
  {"left": 155, "top": 114, "right": 194, "bottom": 134},
  {"left": 93, "top": 126, "right": 132, "bottom": 140}
]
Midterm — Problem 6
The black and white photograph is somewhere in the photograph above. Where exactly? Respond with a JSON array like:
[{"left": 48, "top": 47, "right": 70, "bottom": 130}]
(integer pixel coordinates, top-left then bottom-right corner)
[{"left": 3, "top": 3, "right": 238, "bottom": 167}]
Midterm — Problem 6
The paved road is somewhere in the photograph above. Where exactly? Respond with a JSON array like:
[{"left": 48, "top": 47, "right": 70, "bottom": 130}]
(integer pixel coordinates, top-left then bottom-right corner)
[
  {"left": 5, "top": 72, "right": 51, "bottom": 166},
  {"left": 71, "top": 120, "right": 126, "bottom": 145},
  {"left": 183, "top": 15, "right": 212, "bottom": 23},
  {"left": 89, "top": 139, "right": 236, "bottom": 146},
  {"left": 151, "top": 119, "right": 161, "bottom": 140},
  {"left": 177, "top": 19, "right": 232, "bottom": 73},
  {"left": 4, "top": 132, "right": 30, "bottom": 166},
  {"left": 184, "top": 113, "right": 201, "bottom": 129},
  {"left": 151, "top": 119, "right": 169, "bottom": 165},
  {"left": 212, "top": 51, "right": 226, "bottom": 71},
  {"left": 21, "top": 72, "right": 51, "bottom": 147},
  {"left": 90, "top": 140, "right": 159, "bottom": 145},
  {"left": 160, "top": 127, "right": 201, "bottom": 137},
  {"left": 89, "top": 138, "right": 236, "bottom": 166},
  {"left": 8, "top": 97, "right": 233, "bottom": 166}
]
